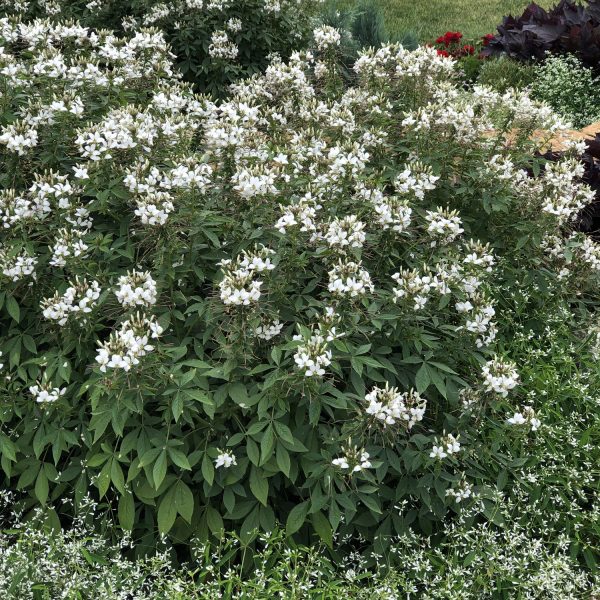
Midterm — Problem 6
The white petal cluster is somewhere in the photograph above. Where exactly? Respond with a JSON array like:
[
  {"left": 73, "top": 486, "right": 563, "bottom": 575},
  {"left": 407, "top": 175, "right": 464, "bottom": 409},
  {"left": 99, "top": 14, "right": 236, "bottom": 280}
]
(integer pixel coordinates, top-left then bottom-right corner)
[
  {"left": 49, "top": 229, "right": 88, "bottom": 268},
  {"left": 95, "top": 313, "right": 163, "bottom": 373},
  {"left": 313, "top": 25, "right": 341, "bottom": 51},
  {"left": 214, "top": 449, "right": 237, "bottom": 469},
  {"left": 0, "top": 247, "right": 38, "bottom": 282},
  {"left": 446, "top": 480, "right": 473, "bottom": 503},
  {"left": 394, "top": 162, "right": 439, "bottom": 200},
  {"left": 115, "top": 271, "right": 158, "bottom": 307},
  {"left": 507, "top": 406, "right": 541, "bottom": 431},
  {"left": 327, "top": 260, "right": 373, "bottom": 297},
  {"left": 429, "top": 434, "right": 461, "bottom": 460},
  {"left": 332, "top": 444, "right": 372, "bottom": 473},
  {"left": 425, "top": 207, "right": 464, "bottom": 244},
  {"left": 254, "top": 319, "right": 283, "bottom": 341},
  {"left": 0, "top": 122, "right": 38, "bottom": 155},
  {"left": 41, "top": 278, "right": 101, "bottom": 326},
  {"left": 218, "top": 247, "right": 275, "bottom": 306},
  {"left": 364, "top": 384, "right": 426, "bottom": 430},
  {"left": 293, "top": 333, "right": 332, "bottom": 377},
  {"left": 208, "top": 30, "right": 238, "bottom": 60},
  {"left": 481, "top": 358, "right": 520, "bottom": 397},
  {"left": 29, "top": 382, "right": 66, "bottom": 404},
  {"left": 324, "top": 215, "right": 366, "bottom": 250}
]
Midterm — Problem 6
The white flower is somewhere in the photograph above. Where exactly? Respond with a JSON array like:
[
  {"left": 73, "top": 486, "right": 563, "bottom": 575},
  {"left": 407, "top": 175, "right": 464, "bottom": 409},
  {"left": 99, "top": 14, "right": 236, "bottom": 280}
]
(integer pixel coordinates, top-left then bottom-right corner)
[
  {"left": 482, "top": 358, "right": 520, "bottom": 397},
  {"left": 115, "top": 271, "right": 158, "bottom": 307},
  {"left": 313, "top": 25, "right": 341, "bottom": 51},
  {"left": 214, "top": 450, "right": 237, "bottom": 469}
]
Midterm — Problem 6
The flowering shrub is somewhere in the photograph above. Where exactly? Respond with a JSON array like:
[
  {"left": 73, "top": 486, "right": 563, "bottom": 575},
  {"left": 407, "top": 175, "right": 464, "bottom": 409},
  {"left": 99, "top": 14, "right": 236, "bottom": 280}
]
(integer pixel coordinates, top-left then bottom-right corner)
[
  {"left": 531, "top": 53, "right": 600, "bottom": 128},
  {"left": 1, "top": 16, "right": 600, "bottom": 553},
  {"left": 0, "top": 0, "right": 320, "bottom": 97}
]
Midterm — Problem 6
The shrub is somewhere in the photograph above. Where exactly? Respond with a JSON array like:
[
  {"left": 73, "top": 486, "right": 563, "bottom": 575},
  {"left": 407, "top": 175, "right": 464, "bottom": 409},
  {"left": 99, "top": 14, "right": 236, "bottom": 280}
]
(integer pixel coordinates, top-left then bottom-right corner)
[
  {"left": 530, "top": 53, "right": 600, "bottom": 128},
  {"left": 482, "top": 0, "right": 600, "bottom": 72},
  {"left": 1, "top": 16, "right": 600, "bottom": 557},
  {"left": 0, "top": 0, "right": 320, "bottom": 97},
  {"left": 477, "top": 56, "right": 536, "bottom": 92}
]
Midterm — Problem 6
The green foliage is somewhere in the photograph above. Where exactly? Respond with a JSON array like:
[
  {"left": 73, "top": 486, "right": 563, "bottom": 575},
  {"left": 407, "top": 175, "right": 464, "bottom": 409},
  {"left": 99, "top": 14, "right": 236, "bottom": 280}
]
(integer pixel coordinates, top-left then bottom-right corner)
[
  {"left": 0, "top": 495, "right": 596, "bottom": 598},
  {"left": 477, "top": 56, "right": 536, "bottom": 92},
  {"left": 530, "top": 54, "right": 600, "bottom": 128}
]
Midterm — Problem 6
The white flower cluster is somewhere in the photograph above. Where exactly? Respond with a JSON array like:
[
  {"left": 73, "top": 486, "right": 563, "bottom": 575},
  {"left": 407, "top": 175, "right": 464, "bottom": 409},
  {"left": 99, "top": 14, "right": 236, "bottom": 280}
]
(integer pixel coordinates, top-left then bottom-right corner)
[
  {"left": 324, "top": 215, "right": 366, "bottom": 251},
  {"left": 134, "top": 191, "right": 174, "bottom": 226},
  {"left": 481, "top": 358, "right": 520, "bottom": 397},
  {"left": 218, "top": 247, "right": 275, "bottom": 306},
  {"left": 332, "top": 442, "right": 372, "bottom": 473},
  {"left": 208, "top": 30, "right": 238, "bottom": 60},
  {"left": 507, "top": 406, "right": 541, "bottom": 432},
  {"left": 446, "top": 480, "right": 473, "bottom": 503},
  {"left": 0, "top": 247, "right": 37, "bottom": 282},
  {"left": 429, "top": 433, "right": 461, "bottom": 460},
  {"left": 0, "top": 122, "right": 38, "bottom": 155},
  {"left": 41, "top": 278, "right": 101, "bottom": 326},
  {"left": 327, "top": 260, "right": 373, "bottom": 298},
  {"left": 49, "top": 228, "right": 88, "bottom": 268},
  {"left": 313, "top": 25, "right": 341, "bottom": 51},
  {"left": 95, "top": 313, "right": 163, "bottom": 373},
  {"left": 293, "top": 333, "right": 332, "bottom": 377},
  {"left": 254, "top": 319, "right": 283, "bottom": 341},
  {"left": 214, "top": 449, "right": 237, "bottom": 469},
  {"left": 360, "top": 186, "right": 412, "bottom": 233},
  {"left": 29, "top": 382, "right": 66, "bottom": 405},
  {"left": 275, "top": 195, "right": 320, "bottom": 234},
  {"left": 425, "top": 207, "right": 464, "bottom": 245},
  {"left": 364, "top": 384, "right": 426, "bottom": 430},
  {"left": 394, "top": 162, "right": 439, "bottom": 201},
  {"left": 115, "top": 270, "right": 158, "bottom": 308}
]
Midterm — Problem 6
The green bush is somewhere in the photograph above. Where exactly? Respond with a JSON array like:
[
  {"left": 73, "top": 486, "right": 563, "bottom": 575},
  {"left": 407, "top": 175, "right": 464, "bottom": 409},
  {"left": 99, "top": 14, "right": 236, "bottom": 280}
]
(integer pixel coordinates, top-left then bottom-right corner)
[
  {"left": 0, "top": 0, "right": 319, "bottom": 97},
  {"left": 477, "top": 56, "right": 536, "bottom": 92},
  {"left": 531, "top": 53, "right": 600, "bottom": 128},
  {"left": 1, "top": 16, "right": 600, "bottom": 560}
]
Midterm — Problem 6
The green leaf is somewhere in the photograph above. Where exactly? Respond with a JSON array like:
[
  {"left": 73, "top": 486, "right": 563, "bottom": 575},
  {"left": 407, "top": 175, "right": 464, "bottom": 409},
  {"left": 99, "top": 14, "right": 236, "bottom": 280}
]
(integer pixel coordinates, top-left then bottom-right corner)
[
  {"left": 158, "top": 489, "right": 177, "bottom": 534},
  {"left": 174, "top": 480, "right": 194, "bottom": 523},
  {"left": 35, "top": 469, "right": 49, "bottom": 504},
  {"left": 205, "top": 506, "right": 224, "bottom": 534},
  {"left": 276, "top": 442, "right": 291, "bottom": 477},
  {"left": 286, "top": 500, "right": 309, "bottom": 535},
  {"left": 201, "top": 453, "right": 214, "bottom": 486},
  {"left": 6, "top": 295, "right": 20, "bottom": 323},
  {"left": 118, "top": 492, "right": 135, "bottom": 531},
  {"left": 153, "top": 450, "right": 168, "bottom": 489},
  {"left": 168, "top": 448, "right": 192, "bottom": 471},
  {"left": 311, "top": 511, "right": 333, "bottom": 548},
  {"left": 228, "top": 382, "right": 248, "bottom": 405},
  {"left": 110, "top": 459, "right": 125, "bottom": 493},
  {"left": 415, "top": 363, "right": 431, "bottom": 393},
  {"left": 246, "top": 438, "right": 260, "bottom": 466},
  {"left": 260, "top": 425, "right": 275, "bottom": 465},
  {"left": 249, "top": 466, "right": 268, "bottom": 506}
]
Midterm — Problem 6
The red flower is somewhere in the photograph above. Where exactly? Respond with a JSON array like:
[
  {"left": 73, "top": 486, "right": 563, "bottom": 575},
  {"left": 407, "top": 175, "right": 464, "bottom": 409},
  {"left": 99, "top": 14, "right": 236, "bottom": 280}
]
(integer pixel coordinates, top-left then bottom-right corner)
[
  {"left": 436, "top": 35, "right": 446, "bottom": 44},
  {"left": 462, "top": 44, "right": 475, "bottom": 55},
  {"left": 437, "top": 49, "right": 450, "bottom": 57},
  {"left": 445, "top": 31, "right": 463, "bottom": 45},
  {"left": 482, "top": 33, "right": 495, "bottom": 46}
]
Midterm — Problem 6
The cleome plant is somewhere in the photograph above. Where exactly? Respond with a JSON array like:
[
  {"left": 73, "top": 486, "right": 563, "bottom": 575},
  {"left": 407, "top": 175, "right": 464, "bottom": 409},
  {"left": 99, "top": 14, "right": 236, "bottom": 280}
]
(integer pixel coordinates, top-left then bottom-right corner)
[
  {"left": 0, "top": 0, "right": 321, "bottom": 97},
  {"left": 1, "top": 16, "right": 600, "bottom": 561}
]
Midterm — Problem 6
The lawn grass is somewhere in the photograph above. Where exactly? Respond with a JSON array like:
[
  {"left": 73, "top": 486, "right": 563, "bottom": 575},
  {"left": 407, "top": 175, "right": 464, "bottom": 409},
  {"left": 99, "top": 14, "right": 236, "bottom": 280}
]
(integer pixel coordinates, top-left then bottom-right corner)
[{"left": 327, "top": 0, "right": 556, "bottom": 43}]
